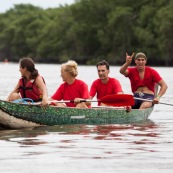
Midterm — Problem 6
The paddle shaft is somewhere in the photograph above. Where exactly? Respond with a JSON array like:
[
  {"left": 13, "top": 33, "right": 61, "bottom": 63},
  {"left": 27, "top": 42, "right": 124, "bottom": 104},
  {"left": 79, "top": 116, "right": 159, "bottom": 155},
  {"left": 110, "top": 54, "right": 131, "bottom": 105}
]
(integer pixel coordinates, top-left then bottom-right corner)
[
  {"left": 49, "top": 94, "right": 134, "bottom": 107},
  {"left": 14, "top": 94, "right": 133, "bottom": 107},
  {"left": 134, "top": 97, "right": 173, "bottom": 106},
  {"left": 49, "top": 99, "right": 99, "bottom": 103}
]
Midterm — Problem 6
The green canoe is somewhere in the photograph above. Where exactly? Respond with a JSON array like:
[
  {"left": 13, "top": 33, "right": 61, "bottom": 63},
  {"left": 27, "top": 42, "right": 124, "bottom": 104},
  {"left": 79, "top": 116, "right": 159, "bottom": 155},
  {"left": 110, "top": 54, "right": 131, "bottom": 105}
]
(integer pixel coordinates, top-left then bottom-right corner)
[{"left": 0, "top": 99, "right": 154, "bottom": 129}]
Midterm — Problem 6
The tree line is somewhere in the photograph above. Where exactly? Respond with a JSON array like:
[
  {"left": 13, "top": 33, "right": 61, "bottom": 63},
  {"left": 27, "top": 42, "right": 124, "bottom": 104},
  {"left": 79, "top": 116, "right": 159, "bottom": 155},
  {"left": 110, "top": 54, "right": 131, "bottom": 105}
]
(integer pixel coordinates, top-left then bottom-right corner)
[{"left": 0, "top": 0, "right": 173, "bottom": 66}]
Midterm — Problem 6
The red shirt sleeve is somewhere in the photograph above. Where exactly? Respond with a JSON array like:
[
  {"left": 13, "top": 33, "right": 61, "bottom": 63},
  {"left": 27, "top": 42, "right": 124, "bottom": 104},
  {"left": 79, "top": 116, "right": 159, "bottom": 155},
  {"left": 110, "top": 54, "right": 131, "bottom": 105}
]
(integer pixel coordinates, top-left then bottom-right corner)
[{"left": 51, "top": 84, "right": 64, "bottom": 100}]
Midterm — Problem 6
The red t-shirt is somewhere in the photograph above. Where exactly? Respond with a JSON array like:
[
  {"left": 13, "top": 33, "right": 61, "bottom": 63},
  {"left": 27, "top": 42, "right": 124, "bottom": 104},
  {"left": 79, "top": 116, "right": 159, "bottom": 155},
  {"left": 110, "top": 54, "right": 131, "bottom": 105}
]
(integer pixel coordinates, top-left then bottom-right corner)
[
  {"left": 90, "top": 77, "right": 123, "bottom": 105},
  {"left": 51, "top": 79, "right": 90, "bottom": 107},
  {"left": 127, "top": 66, "right": 162, "bottom": 93}
]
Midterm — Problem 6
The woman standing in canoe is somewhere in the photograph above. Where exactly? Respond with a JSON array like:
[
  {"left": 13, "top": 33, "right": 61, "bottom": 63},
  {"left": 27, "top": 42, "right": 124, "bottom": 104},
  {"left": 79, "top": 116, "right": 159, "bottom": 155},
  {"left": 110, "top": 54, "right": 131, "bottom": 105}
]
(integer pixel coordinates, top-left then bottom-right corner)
[
  {"left": 119, "top": 52, "right": 168, "bottom": 109},
  {"left": 49, "top": 60, "right": 91, "bottom": 108},
  {"left": 7, "top": 57, "right": 48, "bottom": 106}
]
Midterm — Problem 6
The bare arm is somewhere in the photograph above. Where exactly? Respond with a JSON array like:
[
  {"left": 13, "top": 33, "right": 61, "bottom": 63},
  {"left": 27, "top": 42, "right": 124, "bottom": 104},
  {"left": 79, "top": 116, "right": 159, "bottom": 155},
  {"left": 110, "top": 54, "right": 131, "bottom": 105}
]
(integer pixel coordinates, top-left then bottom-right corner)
[
  {"left": 153, "top": 79, "right": 168, "bottom": 104},
  {"left": 89, "top": 95, "right": 93, "bottom": 100},
  {"left": 119, "top": 53, "right": 134, "bottom": 76},
  {"left": 6, "top": 82, "right": 20, "bottom": 101},
  {"left": 74, "top": 98, "right": 91, "bottom": 107},
  {"left": 157, "top": 79, "right": 168, "bottom": 97},
  {"left": 35, "top": 76, "right": 48, "bottom": 106},
  {"left": 74, "top": 83, "right": 91, "bottom": 107}
]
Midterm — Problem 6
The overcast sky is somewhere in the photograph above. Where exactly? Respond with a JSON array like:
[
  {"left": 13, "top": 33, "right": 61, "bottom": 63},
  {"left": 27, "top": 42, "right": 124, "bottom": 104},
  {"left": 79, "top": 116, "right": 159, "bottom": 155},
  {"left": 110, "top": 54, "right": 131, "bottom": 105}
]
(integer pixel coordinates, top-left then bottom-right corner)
[{"left": 1, "top": 0, "right": 75, "bottom": 13}]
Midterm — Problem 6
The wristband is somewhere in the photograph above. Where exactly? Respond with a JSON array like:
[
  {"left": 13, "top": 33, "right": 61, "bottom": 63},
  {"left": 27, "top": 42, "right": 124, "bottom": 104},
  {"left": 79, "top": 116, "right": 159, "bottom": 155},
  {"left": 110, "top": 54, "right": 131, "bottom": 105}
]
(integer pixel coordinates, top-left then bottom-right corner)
[{"left": 157, "top": 95, "right": 161, "bottom": 99}]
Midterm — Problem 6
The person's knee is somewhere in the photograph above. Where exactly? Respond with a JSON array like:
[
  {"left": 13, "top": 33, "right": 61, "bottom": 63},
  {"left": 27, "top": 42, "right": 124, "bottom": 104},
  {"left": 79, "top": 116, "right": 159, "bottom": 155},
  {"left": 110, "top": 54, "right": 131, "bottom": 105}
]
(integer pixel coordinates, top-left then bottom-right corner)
[
  {"left": 9, "top": 93, "right": 21, "bottom": 101},
  {"left": 76, "top": 103, "right": 87, "bottom": 108},
  {"left": 140, "top": 102, "right": 152, "bottom": 109}
]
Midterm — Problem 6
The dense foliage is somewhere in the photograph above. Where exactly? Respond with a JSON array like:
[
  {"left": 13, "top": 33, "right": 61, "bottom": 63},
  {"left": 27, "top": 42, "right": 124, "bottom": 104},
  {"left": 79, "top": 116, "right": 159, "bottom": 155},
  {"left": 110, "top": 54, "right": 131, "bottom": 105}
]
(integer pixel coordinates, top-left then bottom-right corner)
[{"left": 0, "top": 0, "right": 173, "bottom": 65}]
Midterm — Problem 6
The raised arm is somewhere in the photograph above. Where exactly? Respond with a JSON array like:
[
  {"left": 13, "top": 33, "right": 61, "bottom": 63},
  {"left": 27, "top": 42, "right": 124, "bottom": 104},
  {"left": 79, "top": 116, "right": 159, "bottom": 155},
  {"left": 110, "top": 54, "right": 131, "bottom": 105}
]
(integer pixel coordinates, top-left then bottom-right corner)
[{"left": 119, "top": 53, "right": 134, "bottom": 76}]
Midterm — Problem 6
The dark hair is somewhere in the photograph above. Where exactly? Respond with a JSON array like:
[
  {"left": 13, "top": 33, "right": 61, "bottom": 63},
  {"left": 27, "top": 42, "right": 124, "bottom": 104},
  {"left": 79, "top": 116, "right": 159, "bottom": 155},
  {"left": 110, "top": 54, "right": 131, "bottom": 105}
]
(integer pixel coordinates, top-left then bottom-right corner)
[
  {"left": 19, "top": 57, "right": 38, "bottom": 79},
  {"left": 96, "top": 60, "right": 110, "bottom": 70}
]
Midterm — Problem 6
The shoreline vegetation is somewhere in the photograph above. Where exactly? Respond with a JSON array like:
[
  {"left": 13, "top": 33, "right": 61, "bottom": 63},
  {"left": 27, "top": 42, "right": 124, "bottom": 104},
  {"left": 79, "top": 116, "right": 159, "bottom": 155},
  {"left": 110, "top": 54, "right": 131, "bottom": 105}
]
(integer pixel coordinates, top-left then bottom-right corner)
[{"left": 0, "top": 0, "right": 173, "bottom": 66}]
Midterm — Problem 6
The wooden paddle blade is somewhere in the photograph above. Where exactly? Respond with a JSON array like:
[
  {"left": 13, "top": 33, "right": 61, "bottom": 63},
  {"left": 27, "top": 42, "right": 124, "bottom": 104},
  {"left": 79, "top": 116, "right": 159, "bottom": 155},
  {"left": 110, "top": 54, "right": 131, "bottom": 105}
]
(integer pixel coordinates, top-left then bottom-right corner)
[{"left": 99, "top": 94, "right": 135, "bottom": 107}]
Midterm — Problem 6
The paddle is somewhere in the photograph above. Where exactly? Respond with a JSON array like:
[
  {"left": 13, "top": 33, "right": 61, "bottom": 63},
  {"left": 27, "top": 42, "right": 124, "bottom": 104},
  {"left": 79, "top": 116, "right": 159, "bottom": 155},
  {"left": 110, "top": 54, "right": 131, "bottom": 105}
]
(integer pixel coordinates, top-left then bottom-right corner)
[
  {"left": 134, "top": 97, "right": 173, "bottom": 106},
  {"left": 50, "top": 94, "right": 135, "bottom": 107},
  {"left": 97, "top": 94, "right": 134, "bottom": 106}
]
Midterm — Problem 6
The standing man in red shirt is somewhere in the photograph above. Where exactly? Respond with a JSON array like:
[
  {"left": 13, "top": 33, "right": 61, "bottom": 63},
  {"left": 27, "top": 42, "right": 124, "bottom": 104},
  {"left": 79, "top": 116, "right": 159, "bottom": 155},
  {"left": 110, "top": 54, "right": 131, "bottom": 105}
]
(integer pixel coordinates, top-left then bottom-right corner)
[
  {"left": 119, "top": 52, "right": 168, "bottom": 109},
  {"left": 90, "top": 60, "right": 124, "bottom": 106}
]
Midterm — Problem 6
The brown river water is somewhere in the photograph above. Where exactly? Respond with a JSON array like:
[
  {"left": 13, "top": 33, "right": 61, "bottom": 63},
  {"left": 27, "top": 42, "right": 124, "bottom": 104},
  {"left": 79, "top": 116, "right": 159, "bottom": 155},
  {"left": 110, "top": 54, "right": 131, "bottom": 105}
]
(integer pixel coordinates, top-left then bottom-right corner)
[{"left": 0, "top": 63, "right": 172, "bottom": 173}]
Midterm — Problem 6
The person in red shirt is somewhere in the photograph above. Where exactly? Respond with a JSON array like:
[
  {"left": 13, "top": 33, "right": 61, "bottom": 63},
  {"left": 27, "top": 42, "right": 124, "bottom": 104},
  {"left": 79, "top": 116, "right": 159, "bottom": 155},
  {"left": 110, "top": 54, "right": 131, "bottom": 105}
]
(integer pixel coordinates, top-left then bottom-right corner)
[
  {"left": 90, "top": 60, "right": 124, "bottom": 106},
  {"left": 50, "top": 60, "right": 91, "bottom": 108},
  {"left": 6, "top": 57, "right": 48, "bottom": 106},
  {"left": 120, "top": 52, "right": 168, "bottom": 109}
]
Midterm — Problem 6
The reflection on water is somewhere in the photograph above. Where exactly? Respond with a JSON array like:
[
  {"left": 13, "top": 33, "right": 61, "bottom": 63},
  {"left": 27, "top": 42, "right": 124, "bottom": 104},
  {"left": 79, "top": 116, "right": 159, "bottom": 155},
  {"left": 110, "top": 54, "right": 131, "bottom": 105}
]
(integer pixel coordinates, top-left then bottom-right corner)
[
  {"left": 0, "top": 120, "right": 165, "bottom": 155},
  {"left": 0, "top": 120, "right": 173, "bottom": 172},
  {"left": 0, "top": 119, "right": 155, "bottom": 140},
  {"left": 0, "top": 64, "right": 173, "bottom": 173}
]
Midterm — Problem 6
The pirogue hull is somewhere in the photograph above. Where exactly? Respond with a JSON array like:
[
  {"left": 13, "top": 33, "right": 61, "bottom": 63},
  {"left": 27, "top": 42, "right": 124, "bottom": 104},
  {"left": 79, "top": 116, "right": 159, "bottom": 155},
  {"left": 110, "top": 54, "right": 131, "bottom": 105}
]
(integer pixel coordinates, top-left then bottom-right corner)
[{"left": 0, "top": 100, "right": 154, "bottom": 129}]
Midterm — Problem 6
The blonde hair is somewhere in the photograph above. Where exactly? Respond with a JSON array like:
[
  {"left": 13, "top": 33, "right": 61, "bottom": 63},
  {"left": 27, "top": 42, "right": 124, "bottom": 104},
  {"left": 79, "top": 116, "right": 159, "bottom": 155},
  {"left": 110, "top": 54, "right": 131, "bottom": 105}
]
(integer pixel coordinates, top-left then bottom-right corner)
[{"left": 61, "top": 60, "right": 78, "bottom": 77}]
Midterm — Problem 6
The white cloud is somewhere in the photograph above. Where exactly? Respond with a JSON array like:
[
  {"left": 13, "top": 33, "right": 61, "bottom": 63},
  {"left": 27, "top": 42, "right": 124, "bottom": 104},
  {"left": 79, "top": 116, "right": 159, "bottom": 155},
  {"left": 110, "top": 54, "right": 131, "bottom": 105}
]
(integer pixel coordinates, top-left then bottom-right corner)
[{"left": 1, "top": 0, "right": 75, "bottom": 13}]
